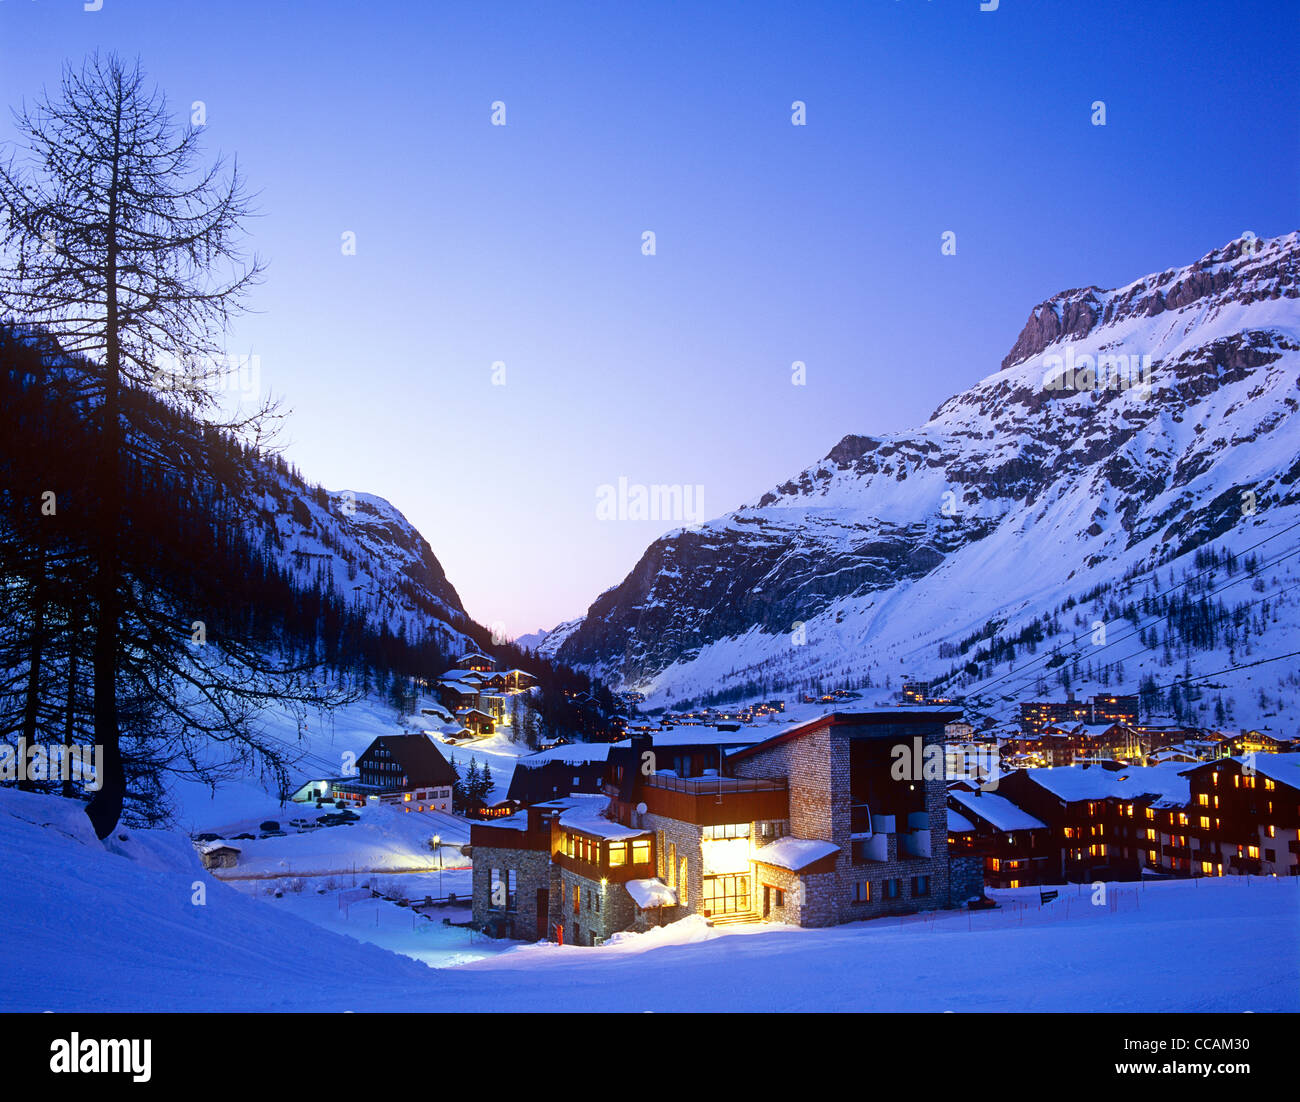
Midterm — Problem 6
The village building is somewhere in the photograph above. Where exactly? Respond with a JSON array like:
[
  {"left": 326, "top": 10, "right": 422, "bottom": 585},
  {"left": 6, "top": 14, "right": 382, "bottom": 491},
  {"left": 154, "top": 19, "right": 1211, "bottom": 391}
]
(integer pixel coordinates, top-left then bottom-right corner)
[
  {"left": 455, "top": 707, "right": 496, "bottom": 737},
  {"left": 1179, "top": 754, "right": 1300, "bottom": 877},
  {"left": 472, "top": 709, "right": 982, "bottom": 943},
  {"left": 197, "top": 841, "right": 241, "bottom": 870},
  {"left": 303, "top": 733, "right": 457, "bottom": 812},
  {"left": 946, "top": 786, "right": 1050, "bottom": 888},
  {"left": 1019, "top": 693, "right": 1138, "bottom": 735},
  {"left": 996, "top": 761, "right": 1193, "bottom": 881}
]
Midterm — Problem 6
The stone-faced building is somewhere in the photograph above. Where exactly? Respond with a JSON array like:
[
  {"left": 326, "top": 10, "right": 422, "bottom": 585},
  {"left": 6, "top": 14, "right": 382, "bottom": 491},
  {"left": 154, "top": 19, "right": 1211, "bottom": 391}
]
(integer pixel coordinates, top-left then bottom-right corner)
[
  {"left": 724, "top": 710, "right": 963, "bottom": 926},
  {"left": 471, "top": 708, "right": 976, "bottom": 942}
]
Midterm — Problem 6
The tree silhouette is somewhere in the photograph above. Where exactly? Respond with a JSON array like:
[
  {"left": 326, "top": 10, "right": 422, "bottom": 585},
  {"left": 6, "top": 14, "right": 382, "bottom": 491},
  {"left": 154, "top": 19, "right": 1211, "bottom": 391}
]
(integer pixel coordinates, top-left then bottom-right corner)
[{"left": 0, "top": 54, "right": 333, "bottom": 836}]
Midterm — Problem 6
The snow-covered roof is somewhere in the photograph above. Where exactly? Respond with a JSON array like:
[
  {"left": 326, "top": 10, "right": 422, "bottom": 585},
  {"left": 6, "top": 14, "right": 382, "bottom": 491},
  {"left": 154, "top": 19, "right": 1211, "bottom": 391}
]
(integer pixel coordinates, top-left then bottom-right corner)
[
  {"left": 950, "top": 790, "right": 1046, "bottom": 832},
  {"left": 1244, "top": 753, "right": 1300, "bottom": 789},
  {"left": 518, "top": 742, "right": 612, "bottom": 765},
  {"left": 752, "top": 837, "right": 839, "bottom": 872},
  {"left": 197, "top": 841, "right": 240, "bottom": 855},
  {"left": 1195, "top": 753, "right": 1300, "bottom": 791},
  {"left": 558, "top": 801, "right": 648, "bottom": 841},
  {"left": 626, "top": 878, "right": 678, "bottom": 909},
  {"left": 613, "top": 727, "right": 770, "bottom": 749},
  {"left": 1023, "top": 761, "right": 1192, "bottom": 807},
  {"left": 482, "top": 811, "right": 531, "bottom": 831},
  {"left": 946, "top": 808, "right": 976, "bottom": 834},
  {"left": 440, "top": 670, "right": 486, "bottom": 685}
]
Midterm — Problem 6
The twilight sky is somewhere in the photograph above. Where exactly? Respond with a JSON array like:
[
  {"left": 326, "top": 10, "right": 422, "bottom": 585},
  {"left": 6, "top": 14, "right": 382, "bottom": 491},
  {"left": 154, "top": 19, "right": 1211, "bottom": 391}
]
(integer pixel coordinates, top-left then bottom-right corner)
[{"left": 1, "top": 0, "right": 1296, "bottom": 638}]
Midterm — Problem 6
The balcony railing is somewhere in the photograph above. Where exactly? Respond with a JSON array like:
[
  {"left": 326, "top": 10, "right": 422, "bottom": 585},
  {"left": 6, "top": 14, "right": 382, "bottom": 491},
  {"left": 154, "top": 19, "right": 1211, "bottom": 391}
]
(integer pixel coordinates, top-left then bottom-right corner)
[{"left": 643, "top": 774, "right": 787, "bottom": 796}]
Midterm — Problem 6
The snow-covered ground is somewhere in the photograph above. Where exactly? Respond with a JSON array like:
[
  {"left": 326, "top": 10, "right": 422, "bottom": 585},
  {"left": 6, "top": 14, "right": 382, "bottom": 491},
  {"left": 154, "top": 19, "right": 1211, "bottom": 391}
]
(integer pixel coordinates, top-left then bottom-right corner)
[
  {"left": 203, "top": 802, "right": 469, "bottom": 879},
  {"left": 168, "top": 692, "right": 531, "bottom": 834},
  {"left": 3, "top": 787, "right": 1295, "bottom": 1012}
]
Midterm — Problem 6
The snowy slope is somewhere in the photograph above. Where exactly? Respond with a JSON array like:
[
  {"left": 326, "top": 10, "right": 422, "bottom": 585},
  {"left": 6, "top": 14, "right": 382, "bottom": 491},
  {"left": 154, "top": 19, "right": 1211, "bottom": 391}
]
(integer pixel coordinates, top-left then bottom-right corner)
[
  {"left": 556, "top": 233, "right": 1300, "bottom": 727},
  {"left": 246, "top": 477, "right": 480, "bottom": 659}
]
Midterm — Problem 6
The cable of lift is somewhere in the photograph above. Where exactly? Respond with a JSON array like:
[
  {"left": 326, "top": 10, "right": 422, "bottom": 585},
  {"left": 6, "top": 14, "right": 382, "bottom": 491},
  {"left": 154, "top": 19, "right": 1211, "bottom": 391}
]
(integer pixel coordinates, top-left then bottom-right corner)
[{"left": 955, "top": 538, "right": 1300, "bottom": 706}]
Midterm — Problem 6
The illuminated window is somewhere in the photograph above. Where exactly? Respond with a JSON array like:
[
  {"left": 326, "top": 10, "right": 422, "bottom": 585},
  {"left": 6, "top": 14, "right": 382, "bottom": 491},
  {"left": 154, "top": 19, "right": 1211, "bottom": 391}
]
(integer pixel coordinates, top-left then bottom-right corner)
[
  {"left": 1199, "top": 816, "right": 1210, "bottom": 830},
  {"left": 1267, "top": 824, "right": 1276, "bottom": 838},
  {"left": 1264, "top": 779, "right": 1276, "bottom": 792},
  {"left": 679, "top": 857, "right": 688, "bottom": 903},
  {"left": 1201, "top": 861, "right": 1214, "bottom": 875},
  {"left": 1197, "top": 794, "right": 1209, "bottom": 807},
  {"left": 632, "top": 839, "right": 651, "bottom": 865},
  {"left": 608, "top": 843, "right": 626, "bottom": 867}
]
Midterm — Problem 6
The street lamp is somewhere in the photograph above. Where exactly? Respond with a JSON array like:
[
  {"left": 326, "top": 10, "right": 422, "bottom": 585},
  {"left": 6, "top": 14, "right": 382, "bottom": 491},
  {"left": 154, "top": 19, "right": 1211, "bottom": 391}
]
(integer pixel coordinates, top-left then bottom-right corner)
[{"left": 433, "top": 834, "right": 443, "bottom": 899}]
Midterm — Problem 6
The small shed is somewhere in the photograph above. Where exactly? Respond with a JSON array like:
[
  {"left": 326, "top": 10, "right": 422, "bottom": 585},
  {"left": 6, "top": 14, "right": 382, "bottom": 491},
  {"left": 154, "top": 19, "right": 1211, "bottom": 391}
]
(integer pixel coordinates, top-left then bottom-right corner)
[{"left": 197, "top": 841, "right": 241, "bottom": 870}]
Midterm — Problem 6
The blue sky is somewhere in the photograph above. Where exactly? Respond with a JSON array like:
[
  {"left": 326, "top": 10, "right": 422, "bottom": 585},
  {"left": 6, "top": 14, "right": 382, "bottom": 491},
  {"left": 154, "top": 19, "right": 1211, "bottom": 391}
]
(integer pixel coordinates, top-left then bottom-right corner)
[{"left": 1, "top": 0, "right": 1296, "bottom": 637}]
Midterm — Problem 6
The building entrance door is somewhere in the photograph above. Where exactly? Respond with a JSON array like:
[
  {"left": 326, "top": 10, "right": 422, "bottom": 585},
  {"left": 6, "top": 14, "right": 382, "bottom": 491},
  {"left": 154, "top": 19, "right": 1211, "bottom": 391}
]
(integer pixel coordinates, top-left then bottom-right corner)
[{"left": 702, "top": 874, "right": 750, "bottom": 916}]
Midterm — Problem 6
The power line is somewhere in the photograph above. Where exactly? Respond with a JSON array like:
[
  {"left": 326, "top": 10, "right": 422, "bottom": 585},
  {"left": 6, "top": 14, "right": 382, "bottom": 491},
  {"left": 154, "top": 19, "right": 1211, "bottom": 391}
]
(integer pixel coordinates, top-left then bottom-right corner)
[{"left": 958, "top": 537, "right": 1300, "bottom": 706}]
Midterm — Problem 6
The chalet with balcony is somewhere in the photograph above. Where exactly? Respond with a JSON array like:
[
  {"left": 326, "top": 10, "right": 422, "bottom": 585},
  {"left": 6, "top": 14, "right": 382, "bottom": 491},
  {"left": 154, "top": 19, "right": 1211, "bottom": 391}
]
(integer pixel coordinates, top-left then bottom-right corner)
[
  {"left": 997, "top": 761, "right": 1193, "bottom": 881},
  {"left": 1180, "top": 754, "right": 1300, "bottom": 877},
  {"left": 326, "top": 733, "right": 457, "bottom": 812}
]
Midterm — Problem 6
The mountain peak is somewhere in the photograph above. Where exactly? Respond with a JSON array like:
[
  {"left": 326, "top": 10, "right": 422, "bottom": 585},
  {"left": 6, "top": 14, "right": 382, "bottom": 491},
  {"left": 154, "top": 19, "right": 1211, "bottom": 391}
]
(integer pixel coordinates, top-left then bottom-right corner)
[{"left": 1000, "top": 231, "right": 1299, "bottom": 372}]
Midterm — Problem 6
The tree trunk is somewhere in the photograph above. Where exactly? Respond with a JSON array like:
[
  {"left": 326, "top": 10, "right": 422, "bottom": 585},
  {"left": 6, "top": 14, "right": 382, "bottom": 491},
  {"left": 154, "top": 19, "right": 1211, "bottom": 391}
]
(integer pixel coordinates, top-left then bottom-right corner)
[
  {"left": 18, "top": 538, "right": 46, "bottom": 791},
  {"left": 85, "top": 93, "right": 125, "bottom": 839},
  {"left": 62, "top": 649, "right": 78, "bottom": 799}
]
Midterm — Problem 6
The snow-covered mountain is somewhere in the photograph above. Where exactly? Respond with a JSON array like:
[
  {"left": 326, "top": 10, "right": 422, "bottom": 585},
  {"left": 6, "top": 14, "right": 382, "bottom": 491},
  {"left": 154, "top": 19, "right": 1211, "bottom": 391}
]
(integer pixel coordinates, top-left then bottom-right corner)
[
  {"left": 248, "top": 478, "right": 481, "bottom": 659},
  {"left": 516, "top": 617, "right": 585, "bottom": 660},
  {"left": 1, "top": 321, "right": 487, "bottom": 675},
  {"left": 555, "top": 232, "right": 1300, "bottom": 728}
]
